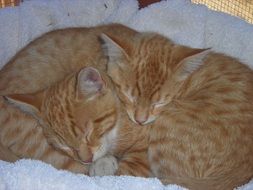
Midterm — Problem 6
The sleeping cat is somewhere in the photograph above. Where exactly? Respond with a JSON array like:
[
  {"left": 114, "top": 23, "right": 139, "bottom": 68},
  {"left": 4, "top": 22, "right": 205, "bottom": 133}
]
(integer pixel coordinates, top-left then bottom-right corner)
[
  {"left": 0, "top": 24, "right": 138, "bottom": 172},
  {"left": 0, "top": 96, "right": 88, "bottom": 173},
  {"left": 5, "top": 66, "right": 151, "bottom": 177},
  {"left": 0, "top": 23, "right": 137, "bottom": 95},
  {"left": 99, "top": 32, "right": 253, "bottom": 189},
  {"left": 1, "top": 22, "right": 253, "bottom": 189}
]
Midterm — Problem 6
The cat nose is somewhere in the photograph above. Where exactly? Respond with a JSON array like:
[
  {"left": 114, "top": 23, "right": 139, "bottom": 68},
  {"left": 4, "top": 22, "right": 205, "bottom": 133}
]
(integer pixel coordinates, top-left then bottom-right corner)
[
  {"left": 77, "top": 146, "right": 93, "bottom": 164},
  {"left": 135, "top": 117, "right": 146, "bottom": 125},
  {"left": 82, "top": 154, "right": 93, "bottom": 164},
  {"left": 78, "top": 152, "right": 93, "bottom": 164},
  {"left": 134, "top": 113, "right": 147, "bottom": 125}
]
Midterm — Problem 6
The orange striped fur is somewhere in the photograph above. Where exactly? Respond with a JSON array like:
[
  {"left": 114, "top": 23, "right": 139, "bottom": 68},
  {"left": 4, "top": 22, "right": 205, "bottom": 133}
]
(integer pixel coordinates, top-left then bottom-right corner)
[
  {"left": 1, "top": 23, "right": 252, "bottom": 189},
  {"left": 102, "top": 32, "right": 253, "bottom": 189},
  {"left": 4, "top": 67, "right": 151, "bottom": 177},
  {"left": 0, "top": 23, "right": 137, "bottom": 172},
  {"left": 0, "top": 24, "right": 137, "bottom": 95},
  {"left": 0, "top": 96, "right": 88, "bottom": 173}
]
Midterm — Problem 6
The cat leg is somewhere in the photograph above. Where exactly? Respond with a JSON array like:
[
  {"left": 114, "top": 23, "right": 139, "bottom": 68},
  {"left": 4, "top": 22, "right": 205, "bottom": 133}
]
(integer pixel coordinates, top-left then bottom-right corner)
[{"left": 89, "top": 154, "right": 118, "bottom": 176}]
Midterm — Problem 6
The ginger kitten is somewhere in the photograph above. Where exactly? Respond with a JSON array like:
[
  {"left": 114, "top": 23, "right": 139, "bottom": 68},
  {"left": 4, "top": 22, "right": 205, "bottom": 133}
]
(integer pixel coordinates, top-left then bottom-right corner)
[
  {"left": 0, "top": 24, "right": 137, "bottom": 173},
  {"left": 2, "top": 22, "right": 252, "bottom": 189},
  {"left": 0, "top": 96, "right": 88, "bottom": 173},
  {"left": 0, "top": 24, "right": 137, "bottom": 95},
  {"left": 100, "top": 32, "right": 253, "bottom": 189},
  {"left": 5, "top": 67, "right": 151, "bottom": 177}
]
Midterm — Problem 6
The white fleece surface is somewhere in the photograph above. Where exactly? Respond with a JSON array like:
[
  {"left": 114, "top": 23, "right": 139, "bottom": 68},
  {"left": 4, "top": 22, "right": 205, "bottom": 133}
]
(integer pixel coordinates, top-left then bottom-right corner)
[{"left": 0, "top": 0, "right": 253, "bottom": 189}]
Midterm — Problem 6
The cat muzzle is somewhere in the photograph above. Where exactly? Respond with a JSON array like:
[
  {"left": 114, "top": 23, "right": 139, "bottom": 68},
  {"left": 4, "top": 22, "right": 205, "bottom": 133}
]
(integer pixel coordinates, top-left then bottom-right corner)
[{"left": 82, "top": 156, "right": 93, "bottom": 164}]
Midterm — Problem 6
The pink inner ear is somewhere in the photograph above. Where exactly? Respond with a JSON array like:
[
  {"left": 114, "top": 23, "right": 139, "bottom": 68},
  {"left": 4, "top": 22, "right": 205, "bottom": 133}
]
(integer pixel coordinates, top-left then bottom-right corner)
[
  {"left": 78, "top": 67, "right": 105, "bottom": 95},
  {"left": 85, "top": 68, "right": 103, "bottom": 91},
  {"left": 86, "top": 69, "right": 100, "bottom": 83},
  {"left": 87, "top": 69, "right": 103, "bottom": 91}
]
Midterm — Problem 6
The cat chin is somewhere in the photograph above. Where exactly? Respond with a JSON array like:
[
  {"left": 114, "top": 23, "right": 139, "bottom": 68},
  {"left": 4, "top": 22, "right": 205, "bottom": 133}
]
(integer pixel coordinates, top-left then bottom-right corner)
[
  {"left": 92, "top": 123, "right": 119, "bottom": 162},
  {"left": 92, "top": 145, "right": 108, "bottom": 162}
]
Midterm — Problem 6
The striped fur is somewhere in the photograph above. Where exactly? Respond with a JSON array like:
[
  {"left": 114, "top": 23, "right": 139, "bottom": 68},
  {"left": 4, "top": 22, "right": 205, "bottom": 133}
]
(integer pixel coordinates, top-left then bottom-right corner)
[
  {"left": 102, "top": 32, "right": 253, "bottom": 189},
  {"left": 2, "top": 22, "right": 252, "bottom": 189},
  {"left": 4, "top": 67, "right": 152, "bottom": 177},
  {"left": 0, "top": 96, "right": 87, "bottom": 173},
  {"left": 0, "top": 24, "right": 138, "bottom": 173}
]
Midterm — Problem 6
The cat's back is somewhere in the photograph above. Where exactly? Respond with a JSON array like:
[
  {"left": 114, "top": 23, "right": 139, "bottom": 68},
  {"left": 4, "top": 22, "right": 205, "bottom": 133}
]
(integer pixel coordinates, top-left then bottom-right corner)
[
  {"left": 179, "top": 52, "right": 253, "bottom": 106},
  {"left": 173, "top": 52, "right": 253, "bottom": 140},
  {"left": 160, "top": 52, "right": 253, "bottom": 188},
  {"left": 0, "top": 24, "right": 137, "bottom": 95}
]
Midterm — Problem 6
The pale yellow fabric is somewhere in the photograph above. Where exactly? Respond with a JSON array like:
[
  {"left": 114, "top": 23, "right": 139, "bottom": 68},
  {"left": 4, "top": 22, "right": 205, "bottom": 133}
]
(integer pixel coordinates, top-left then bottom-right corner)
[{"left": 192, "top": 0, "right": 253, "bottom": 24}]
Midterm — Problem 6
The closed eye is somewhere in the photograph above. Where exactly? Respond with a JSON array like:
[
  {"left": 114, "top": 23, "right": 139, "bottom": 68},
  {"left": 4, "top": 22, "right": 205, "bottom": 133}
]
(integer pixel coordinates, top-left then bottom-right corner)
[{"left": 153, "top": 102, "right": 167, "bottom": 108}]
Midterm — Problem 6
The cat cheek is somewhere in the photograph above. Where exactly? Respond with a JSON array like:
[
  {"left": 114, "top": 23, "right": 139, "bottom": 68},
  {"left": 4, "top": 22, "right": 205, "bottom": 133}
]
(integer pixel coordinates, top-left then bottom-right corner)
[
  {"left": 125, "top": 104, "right": 136, "bottom": 123},
  {"left": 152, "top": 106, "right": 164, "bottom": 117},
  {"left": 126, "top": 109, "right": 136, "bottom": 123},
  {"left": 61, "top": 147, "right": 75, "bottom": 158}
]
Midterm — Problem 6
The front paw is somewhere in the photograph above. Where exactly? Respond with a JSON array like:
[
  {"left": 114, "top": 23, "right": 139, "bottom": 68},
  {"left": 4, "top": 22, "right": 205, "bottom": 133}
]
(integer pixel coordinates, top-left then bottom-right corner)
[{"left": 89, "top": 155, "right": 118, "bottom": 176}]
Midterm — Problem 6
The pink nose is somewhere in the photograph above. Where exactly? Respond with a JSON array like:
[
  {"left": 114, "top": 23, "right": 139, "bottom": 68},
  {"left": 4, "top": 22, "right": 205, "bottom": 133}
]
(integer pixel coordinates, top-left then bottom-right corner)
[
  {"left": 78, "top": 147, "right": 93, "bottom": 164},
  {"left": 83, "top": 155, "right": 93, "bottom": 164},
  {"left": 134, "top": 114, "right": 147, "bottom": 125}
]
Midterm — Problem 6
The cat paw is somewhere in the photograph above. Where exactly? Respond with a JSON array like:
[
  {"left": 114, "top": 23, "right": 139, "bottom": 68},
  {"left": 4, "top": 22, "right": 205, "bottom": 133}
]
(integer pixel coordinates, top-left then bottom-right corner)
[{"left": 89, "top": 155, "right": 118, "bottom": 176}]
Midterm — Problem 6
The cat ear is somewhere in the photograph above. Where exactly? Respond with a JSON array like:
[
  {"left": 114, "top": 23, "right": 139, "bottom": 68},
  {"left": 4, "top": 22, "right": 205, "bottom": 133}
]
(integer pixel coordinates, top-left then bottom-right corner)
[
  {"left": 4, "top": 92, "right": 43, "bottom": 116},
  {"left": 171, "top": 45, "right": 208, "bottom": 65},
  {"left": 77, "top": 67, "right": 105, "bottom": 97},
  {"left": 174, "top": 48, "right": 211, "bottom": 81},
  {"left": 100, "top": 34, "right": 131, "bottom": 83},
  {"left": 100, "top": 33, "right": 130, "bottom": 63}
]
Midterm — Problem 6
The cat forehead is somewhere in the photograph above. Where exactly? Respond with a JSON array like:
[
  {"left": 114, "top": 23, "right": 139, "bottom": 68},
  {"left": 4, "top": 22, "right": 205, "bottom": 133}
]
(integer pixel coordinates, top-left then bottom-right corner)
[
  {"left": 121, "top": 79, "right": 167, "bottom": 102},
  {"left": 42, "top": 92, "right": 117, "bottom": 145},
  {"left": 75, "top": 90, "right": 117, "bottom": 116},
  {"left": 122, "top": 60, "right": 169, "bottom": 99},
  {"left": 130, "top": 36, "right": 173, "bottom": 75},
  {"left": 126, "top": 37, "right": 174, "bottom": 98}
]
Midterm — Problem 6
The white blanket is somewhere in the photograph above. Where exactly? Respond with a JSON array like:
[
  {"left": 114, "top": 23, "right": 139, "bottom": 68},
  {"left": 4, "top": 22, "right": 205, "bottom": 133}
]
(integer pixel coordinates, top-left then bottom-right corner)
[
  {"left": 0, "top": 0, "right": 253, "bottom": 189},
  {"left": 0, "top": 159, "right": 252, "bottom": 190}
]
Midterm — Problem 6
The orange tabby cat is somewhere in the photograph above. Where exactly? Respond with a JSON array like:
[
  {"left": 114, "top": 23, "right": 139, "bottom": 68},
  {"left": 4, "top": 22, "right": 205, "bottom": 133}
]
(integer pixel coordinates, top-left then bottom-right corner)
[
  {"left": 0, "top": 24, "right": 137, "bottom": 95},
  {"left": 2, "top": 22, "right": 252, "bottom": 189},
  {"left": 99, "top": 32, "right": 253, "bottom": 189},
  {"left": 0, "top": 96, "right": 88, "bottom": 173},
  {"left": 0, "top": 24, "right": 138, "bottom": 172},
  {"left": 5, "top": 66, "right": 151, "bottom": 177}
]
